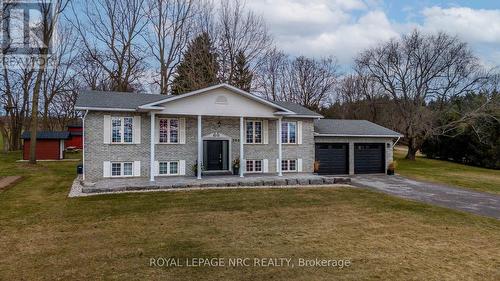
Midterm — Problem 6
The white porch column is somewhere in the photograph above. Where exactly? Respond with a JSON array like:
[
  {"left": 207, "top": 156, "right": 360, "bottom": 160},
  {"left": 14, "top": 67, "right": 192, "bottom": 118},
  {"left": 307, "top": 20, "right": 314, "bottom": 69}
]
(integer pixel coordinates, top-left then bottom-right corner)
[
  {"left": 278, "top": 117, "right": 283, "bottom": 176},
  {"left": 197, "top": 115, "right": 202, "bottom": 179},
  {"left": 149, "top": 112, "right": 155, "bottom": 182},
  {"left": 239, "top": 116, "right": 244, "bottom": 177}
]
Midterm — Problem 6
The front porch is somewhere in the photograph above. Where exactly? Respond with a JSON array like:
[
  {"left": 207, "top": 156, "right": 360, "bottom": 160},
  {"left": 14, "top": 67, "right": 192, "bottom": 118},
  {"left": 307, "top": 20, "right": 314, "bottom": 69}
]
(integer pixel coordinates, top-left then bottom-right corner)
[{"left": 78, "top": 174, "right": 351, "bottom": 195}]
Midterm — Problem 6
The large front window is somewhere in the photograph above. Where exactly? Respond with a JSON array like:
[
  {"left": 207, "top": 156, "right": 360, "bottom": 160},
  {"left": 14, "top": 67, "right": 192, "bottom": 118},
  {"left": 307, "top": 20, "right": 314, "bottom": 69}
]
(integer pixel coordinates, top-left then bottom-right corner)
[
  {"left": 281, "top": 122, "right": 296, "bottom": 144},
  {"left": 246, "top": 120, "right": 262, "bottom": 144},
  {"left": 112, "top": 117, "right": 133, "bottom": 143},
  {"left": 159, "top": 118, "right": 179, "bottom": 143}
]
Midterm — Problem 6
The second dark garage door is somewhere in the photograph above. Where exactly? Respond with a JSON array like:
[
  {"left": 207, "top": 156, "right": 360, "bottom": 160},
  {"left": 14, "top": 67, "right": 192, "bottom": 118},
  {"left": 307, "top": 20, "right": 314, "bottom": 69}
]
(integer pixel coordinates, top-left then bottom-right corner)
[
  {"left": 354, "top": 143, "right": 385, "bottom": 174},
  {"left": 315, "top": 143, "right": 349, "bottom": 175}
]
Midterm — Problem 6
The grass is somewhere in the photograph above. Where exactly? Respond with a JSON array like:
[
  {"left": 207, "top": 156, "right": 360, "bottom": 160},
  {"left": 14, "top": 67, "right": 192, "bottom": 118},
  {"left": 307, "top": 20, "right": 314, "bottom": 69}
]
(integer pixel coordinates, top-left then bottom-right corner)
[
  {"left": 394, "top": 148, "right": 500, "bottom": 195},
  {"left": 0, "top": 151, "right": 499, "bottom": 280}
]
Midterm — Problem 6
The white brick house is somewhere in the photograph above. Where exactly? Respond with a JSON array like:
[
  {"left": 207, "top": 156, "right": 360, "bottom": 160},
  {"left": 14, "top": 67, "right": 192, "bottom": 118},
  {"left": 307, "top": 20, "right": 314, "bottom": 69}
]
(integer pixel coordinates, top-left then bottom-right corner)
[{"left": 75, "top": 84, "right": 402, "bottom": 183}]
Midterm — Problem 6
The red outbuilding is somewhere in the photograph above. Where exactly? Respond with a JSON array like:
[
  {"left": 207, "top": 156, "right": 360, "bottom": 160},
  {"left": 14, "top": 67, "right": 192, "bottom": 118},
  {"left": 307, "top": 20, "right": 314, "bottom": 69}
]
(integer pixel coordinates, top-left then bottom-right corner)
[
  {"left": 65, "top": 125, "right": 83, "bottom": 149},
  {"left": 22, "top": 131, "right": 70, "bottom": 160}
]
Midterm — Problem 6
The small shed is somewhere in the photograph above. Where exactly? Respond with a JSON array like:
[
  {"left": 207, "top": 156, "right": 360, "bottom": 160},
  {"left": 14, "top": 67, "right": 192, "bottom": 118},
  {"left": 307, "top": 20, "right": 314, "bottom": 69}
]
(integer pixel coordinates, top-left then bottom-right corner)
[
  {"left": 21, "top": 131, "right": 70, "bottom": 160},
  {"left": 66, "top": 125, "right": 83, "bottom": 149}
]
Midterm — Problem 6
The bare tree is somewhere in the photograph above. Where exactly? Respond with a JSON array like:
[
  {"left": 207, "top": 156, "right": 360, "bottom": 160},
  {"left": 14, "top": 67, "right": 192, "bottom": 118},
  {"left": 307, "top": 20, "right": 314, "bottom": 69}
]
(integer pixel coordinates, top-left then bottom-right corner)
[
  {"left": 41, "top": 25, "right": 79, "bottom": 130},
  {"left": 216, "top": 0, "right": 271, "bottom": 85},
  {"left": 356, "top": 30, "right": 490, "bottom": 160},
  {"left": 28, "top": 0, "right": 68, "bottom": 163},
  {"left": 70, "top": 0, "right": 148, "bottom": 92},
  {"left": 254, "top": 48, "right": 289, "bottom": 101},
  {"left": 286, "top": 56, "right": 339, "bottom": 110},
  {"left": 144, "top": 0, "right": 195, "bottom": 94},
  {"left": 335, "top": 74, "right": 385, "bottom": 121}
]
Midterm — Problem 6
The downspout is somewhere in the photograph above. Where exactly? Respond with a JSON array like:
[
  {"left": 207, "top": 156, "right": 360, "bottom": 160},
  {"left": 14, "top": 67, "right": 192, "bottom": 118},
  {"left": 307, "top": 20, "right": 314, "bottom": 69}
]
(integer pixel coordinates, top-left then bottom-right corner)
[
  {"left": 82, "top": 110, "right": 88, "bottom": 181},
  {"left": 392, "top": 136, "right": 401, "bottom": 148}
]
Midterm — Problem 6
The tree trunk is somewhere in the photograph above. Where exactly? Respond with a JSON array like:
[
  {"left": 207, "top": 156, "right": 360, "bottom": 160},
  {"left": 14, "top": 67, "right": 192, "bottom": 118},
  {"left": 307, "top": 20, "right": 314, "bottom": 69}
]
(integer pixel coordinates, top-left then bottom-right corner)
[
  {"left": 406, "top": 137, "right": 417, "bottom": 160},
  {"left": 29, "top": 69, "right": 45, "bottom": 164}
]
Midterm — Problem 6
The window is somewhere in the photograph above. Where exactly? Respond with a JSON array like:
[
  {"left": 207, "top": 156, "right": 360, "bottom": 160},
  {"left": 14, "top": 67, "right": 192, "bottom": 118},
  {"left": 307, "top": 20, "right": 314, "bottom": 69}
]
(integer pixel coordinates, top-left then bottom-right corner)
[
  {"left": 112, "top": 118, "right": 121, "bottom": 143},
  {"left": 158, "top": 161, "right": 179, "bottom": 175},
  {"left": 281, "top": 122, "right": 297, "bottom": 144},
  {"left": 111, "top": 162, "right": 134, "bottom": 177},
  {"left": 111, "top": 117, "right": 134, "bottom": 143},
  {"left": 159, "top": 118, "right": 179, "bottom": 143},
  {"left": 111, "top": 162, "right": 121, "bottom": 176},
  {"left": 246, "top": 120, "right": 262, "bottom": 144},
  {"left": 281, "top": 159, "right": 297, "bottom": 172},
  {"left": 246, "top": 160, "right": 263, "bottom": 173},
  {"left": 123, "top": 117, "right": 133, "bottom": 143},
  {"left": 123, "top": 162, "right": 133, "bottom": 176}
]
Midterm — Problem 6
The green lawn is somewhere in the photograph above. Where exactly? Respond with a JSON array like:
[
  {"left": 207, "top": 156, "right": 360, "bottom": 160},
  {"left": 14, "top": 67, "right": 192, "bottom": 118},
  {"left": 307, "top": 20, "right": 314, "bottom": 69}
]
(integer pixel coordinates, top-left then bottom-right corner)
[
  {"left": 0, "top": 150, "right": 499, "bottom": 280},
  {"left": 395, "top": 148, "right": 500, "bottom": 195}
]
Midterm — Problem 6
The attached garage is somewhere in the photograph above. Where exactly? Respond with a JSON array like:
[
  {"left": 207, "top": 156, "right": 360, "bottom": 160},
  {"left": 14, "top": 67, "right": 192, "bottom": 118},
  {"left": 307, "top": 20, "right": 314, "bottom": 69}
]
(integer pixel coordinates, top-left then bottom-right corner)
[
  {"left": 354, "top": 143, "right": 385, "bottom": 174},
  {"left": 315, "top": 143, "right": 348, "bottom": 175},
  {"left": 314, "top": 119, "right": 403, "bottom": 175}
]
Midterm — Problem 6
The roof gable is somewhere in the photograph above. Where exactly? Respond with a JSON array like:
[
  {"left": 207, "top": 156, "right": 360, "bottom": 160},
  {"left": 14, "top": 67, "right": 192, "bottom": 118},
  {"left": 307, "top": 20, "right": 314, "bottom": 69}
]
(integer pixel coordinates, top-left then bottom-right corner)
[
  {"left": 148, "top": 86, "right": 291, "bottom": 118},
  {"left": 139, "top": 83, "right": 293, "bottom": 113}
]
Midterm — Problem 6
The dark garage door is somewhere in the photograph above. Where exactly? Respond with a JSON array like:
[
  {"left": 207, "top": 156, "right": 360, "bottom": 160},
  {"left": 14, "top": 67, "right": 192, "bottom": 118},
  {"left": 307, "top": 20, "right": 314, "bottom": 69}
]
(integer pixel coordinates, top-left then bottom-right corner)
[
  {"left": 315, "top": 143, "right": 349, "bottom": 175},
  {"left": 354, "top": 143, "right": 385, "bottom": 174}
]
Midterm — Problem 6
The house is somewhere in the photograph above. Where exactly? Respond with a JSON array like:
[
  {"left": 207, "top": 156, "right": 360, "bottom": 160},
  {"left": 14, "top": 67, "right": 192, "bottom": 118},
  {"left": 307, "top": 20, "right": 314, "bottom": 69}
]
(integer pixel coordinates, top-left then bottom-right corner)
[
  {"left": 65, "top": 123, "right": 83, "bottom": 149},
  {"left": 21, "top": 131, "right": 70, "bottom": 160},
  {"left": 75, "top": 84, "right": 402, "bottom": 183}
]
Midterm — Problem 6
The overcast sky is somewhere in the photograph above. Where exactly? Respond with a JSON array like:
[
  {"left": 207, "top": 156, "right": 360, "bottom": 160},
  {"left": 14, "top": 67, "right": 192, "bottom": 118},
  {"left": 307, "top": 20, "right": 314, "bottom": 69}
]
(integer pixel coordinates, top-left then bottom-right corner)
[{"left": 247, "top": 0, "right": 500, "bottom": 68}]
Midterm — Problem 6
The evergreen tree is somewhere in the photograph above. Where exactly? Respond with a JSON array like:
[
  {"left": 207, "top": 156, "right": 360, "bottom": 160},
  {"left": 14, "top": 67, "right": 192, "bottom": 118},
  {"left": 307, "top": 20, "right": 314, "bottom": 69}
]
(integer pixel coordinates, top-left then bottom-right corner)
[
  {"left": 171, "top": 33, "right": 219, "bottom": 95},
  {"left": 231, "top": 51, "right": 253, "bottom": 92}
]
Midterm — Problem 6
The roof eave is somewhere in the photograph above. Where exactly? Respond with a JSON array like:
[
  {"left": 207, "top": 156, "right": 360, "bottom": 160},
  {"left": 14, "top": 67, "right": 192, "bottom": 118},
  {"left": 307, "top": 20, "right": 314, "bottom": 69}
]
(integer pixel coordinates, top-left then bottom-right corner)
[
  {"left": 314, "top": 133, "right": 404, "bottom": 138},
  {"left": 75, "top": 106, "right": 137, "bottom": 112}
]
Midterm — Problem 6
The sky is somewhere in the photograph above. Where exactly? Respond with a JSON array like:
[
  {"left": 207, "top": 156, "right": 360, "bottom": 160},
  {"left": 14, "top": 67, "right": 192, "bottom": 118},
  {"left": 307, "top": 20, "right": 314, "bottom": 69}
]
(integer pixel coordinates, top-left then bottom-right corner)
[{"left": 247, "top": 0, "right": 500, "bottom": 69}]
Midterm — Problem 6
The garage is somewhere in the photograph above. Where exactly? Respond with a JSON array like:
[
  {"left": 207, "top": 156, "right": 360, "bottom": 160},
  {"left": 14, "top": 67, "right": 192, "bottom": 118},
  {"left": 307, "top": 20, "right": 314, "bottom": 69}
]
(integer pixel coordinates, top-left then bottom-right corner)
[
  {"left": 21, "top": 131, "right": 70, "bottom": 160},
  {"left": 314, "top": 119, "right": 402, "bottom": 175},
  {"left": 354, "top": 143, "right": 385, "bottom": 174},
  {"left": 315, "top": 143, "right": 348, "bottom": 174}
]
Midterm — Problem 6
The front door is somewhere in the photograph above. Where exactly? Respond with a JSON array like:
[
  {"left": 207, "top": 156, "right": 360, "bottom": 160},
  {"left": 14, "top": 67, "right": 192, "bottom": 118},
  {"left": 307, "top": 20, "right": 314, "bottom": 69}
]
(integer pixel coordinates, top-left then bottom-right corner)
[{"left": 205, "top": 140, "right": 228, "bottom": 170}]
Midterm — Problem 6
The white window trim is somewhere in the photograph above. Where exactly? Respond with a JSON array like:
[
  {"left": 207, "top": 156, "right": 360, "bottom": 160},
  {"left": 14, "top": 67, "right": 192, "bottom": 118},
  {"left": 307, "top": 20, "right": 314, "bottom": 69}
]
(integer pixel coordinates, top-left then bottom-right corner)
[
  {"left": 245, "top": 120, "right": 263, "bottom": 144},
  {"left": 245, "top": 159, "right": 263, "bottom": 173},
  {"left": 158, "top": 118, "right": 180, "bottom": 144},
  {"left": 158, "top": 161, "right": 180, "bottom": 176},
  {"left": 111, "top": 162, "right": 134, "bottom": 177},
  {"left": 281, "top": 159, "right": 297, "bottom": 172},
  {"left": 281, "top": 121, "right": 297, "bottom": 144},
  {"left": 111, "top": 116, "right": 134, "bottom": 144}
]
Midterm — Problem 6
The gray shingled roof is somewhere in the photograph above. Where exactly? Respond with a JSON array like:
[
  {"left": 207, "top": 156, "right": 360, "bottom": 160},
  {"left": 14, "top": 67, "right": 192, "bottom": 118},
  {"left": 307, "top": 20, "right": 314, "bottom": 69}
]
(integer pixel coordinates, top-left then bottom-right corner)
[
  {"left": 314, "top": 119, "right": 403, "bottom": 137},
  {"left": 270, "top": 100, "right": 322, "bottom": 117},
  {"left": 21, "top": 131, "right": 70, "bottom": 140},
  {"left": 75, "top": 90, "right": 322, "bottom": 116},
  {"left": 75, "top": 90, "right": 169, "bottom": 110}
]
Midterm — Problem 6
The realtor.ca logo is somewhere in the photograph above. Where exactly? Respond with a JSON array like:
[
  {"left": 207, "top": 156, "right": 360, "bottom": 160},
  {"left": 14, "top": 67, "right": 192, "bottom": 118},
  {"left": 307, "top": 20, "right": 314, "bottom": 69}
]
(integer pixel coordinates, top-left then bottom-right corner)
[{"left": 1, "top": 0, "right": 55, "bottom": 69}]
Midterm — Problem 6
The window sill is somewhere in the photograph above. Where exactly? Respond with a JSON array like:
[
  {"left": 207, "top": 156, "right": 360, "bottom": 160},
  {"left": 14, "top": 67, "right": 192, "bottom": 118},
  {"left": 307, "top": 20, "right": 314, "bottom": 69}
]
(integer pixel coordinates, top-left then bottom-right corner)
[
  {"left": 110, "top": 175, "right": 136, "bottom": 178},
  {"left": 156, "top": 142, "right": 182, "bottom": 145},
  {"left": 109, "top": 143, "right": 137, "bottom": 145}
]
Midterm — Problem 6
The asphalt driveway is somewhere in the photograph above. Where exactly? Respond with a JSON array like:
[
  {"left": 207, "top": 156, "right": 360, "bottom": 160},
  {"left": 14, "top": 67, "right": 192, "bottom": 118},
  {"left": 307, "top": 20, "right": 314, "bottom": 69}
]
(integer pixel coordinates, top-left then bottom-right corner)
[{"left": 351, "top": 175, "right": 500, "bottom": 219}]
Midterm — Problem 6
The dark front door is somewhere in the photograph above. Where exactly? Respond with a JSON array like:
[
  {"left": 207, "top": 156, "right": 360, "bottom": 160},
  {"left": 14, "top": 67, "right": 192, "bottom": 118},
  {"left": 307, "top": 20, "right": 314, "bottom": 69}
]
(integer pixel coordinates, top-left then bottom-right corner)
[
  {"left": 315, "top": 143, "right": 349, "bottom": 175},
  {"left": 205, "top": 140, "right": 228, "bottom": 170}
]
